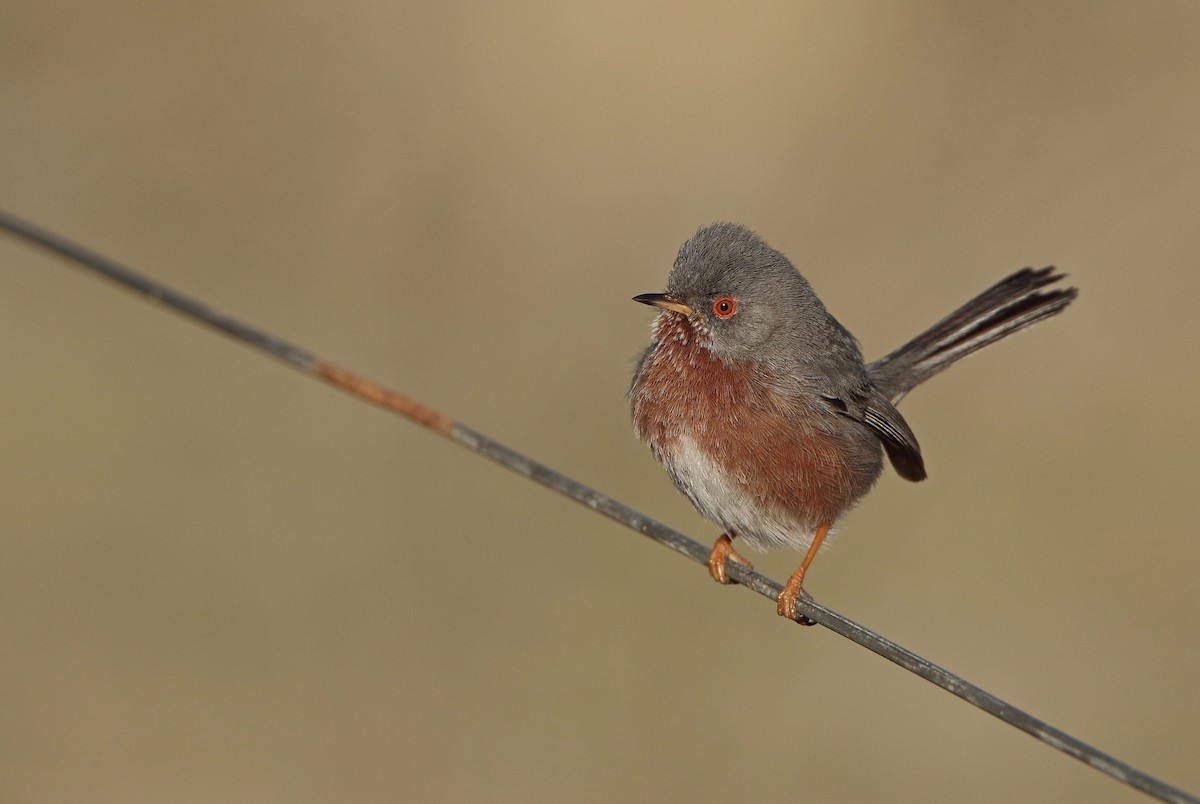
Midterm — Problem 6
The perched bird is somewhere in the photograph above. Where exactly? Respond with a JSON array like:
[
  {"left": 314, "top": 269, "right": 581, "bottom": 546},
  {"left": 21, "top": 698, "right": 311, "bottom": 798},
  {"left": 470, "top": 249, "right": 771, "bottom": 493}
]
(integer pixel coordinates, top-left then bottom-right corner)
[{"left": 630, "top": 223, "right": 1076, "bottom": 622}]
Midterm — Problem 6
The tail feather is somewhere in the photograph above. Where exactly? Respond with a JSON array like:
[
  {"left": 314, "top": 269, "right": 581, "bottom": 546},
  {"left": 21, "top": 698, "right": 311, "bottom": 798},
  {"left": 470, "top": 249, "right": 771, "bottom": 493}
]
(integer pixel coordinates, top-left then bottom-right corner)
[{"left": 868, "top": 267, "right": 1077, "bottom": 403}]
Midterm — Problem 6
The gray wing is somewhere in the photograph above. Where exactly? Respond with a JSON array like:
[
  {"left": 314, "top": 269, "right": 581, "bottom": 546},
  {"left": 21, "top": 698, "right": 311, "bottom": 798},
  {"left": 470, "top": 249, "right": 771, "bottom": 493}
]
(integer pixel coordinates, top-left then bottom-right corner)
[
  {"left": 778, "top": 321, "right": 928, "bottom": 482},
  {"left": 861, "top": 392, "right": 926, "bottom": 481},
  {"left": 819, "top": 383, "right": 926, "bottom": 482}
]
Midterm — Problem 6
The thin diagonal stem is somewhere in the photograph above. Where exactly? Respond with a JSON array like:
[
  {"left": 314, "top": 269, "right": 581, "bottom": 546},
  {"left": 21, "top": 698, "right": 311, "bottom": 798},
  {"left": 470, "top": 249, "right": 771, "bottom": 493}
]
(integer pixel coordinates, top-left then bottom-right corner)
[{"left": 1, "top": 208, "right": 1195, "bottom": 804}]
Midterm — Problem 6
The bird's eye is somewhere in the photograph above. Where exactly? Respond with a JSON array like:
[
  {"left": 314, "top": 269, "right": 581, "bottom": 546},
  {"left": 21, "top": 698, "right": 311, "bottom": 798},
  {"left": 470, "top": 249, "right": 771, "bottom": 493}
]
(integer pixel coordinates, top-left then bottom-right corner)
[{"left": 712, "top": 297, "right": 737, "bottom": 319}]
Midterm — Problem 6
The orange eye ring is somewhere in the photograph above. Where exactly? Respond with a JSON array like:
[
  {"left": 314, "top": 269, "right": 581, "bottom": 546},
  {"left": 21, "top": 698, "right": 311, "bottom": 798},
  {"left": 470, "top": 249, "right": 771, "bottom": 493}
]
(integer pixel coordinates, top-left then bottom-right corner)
[{"left": 712, "top": 297, "right": 737, "bottom": 319}]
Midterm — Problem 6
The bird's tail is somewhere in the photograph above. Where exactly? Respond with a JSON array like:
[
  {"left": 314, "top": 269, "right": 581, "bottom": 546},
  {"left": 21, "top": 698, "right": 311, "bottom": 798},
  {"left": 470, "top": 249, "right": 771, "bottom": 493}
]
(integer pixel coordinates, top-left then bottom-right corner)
[{"left": 867, "top": 267, "right": 1077, "bottom": 404}]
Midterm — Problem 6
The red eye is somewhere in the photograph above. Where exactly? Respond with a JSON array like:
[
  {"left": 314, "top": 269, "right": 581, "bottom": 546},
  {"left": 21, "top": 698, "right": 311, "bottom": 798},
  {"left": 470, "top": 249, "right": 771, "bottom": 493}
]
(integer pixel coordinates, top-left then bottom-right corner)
[{"left": 712, "top": 297, "right": 737, "bottom": 319}]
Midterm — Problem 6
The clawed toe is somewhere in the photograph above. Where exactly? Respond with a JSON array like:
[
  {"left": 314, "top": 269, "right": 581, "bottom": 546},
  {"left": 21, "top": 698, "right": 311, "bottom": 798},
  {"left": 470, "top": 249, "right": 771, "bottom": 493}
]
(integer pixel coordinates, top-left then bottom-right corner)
[
  {"left": 776, "top": 580, "right": 816, "bottom": 625},
  {"left": 707, "top": 534, "right": 753, "bottom": 584}
]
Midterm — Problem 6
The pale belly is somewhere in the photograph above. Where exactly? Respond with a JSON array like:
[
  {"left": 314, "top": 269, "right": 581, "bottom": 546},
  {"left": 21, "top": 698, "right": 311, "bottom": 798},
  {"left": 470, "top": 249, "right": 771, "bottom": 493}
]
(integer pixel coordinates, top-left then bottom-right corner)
[{"left": 659, "top": 435, "right": 837, "bottom": 552}]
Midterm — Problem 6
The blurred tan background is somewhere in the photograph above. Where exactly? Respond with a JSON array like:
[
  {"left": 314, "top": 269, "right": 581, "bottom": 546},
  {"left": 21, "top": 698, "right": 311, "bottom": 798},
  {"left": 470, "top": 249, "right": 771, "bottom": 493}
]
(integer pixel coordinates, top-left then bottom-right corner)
[{"left": 2, "top": 2, "right": 1198, "bottom": 802}]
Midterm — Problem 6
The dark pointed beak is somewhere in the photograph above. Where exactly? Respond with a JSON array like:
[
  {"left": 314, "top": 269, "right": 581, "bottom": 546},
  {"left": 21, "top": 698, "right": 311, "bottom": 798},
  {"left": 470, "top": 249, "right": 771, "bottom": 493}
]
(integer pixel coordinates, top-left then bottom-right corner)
[{"left": 633, "top": 292, "right": 695, "bottom": 316}]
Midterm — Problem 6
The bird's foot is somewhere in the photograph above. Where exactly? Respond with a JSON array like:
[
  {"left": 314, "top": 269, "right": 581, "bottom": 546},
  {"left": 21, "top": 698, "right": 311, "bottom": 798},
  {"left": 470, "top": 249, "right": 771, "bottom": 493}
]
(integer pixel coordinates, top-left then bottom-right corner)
[
  {"left": 707, "top": 534, "right": 753, "bottom": 584},
  {"left": 777, "top": 569, "right": 817, "bottom": 626}
]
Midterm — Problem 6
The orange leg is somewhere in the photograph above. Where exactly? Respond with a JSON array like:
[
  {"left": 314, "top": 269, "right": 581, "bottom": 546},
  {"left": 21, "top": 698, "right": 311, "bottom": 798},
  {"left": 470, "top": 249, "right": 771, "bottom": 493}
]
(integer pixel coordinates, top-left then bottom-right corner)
[
  {"left": 777, "top": 521, "right": 832, "bottom": 623},
  {"left": 707, "top": 533, "right": 753, "bottom": 584}
]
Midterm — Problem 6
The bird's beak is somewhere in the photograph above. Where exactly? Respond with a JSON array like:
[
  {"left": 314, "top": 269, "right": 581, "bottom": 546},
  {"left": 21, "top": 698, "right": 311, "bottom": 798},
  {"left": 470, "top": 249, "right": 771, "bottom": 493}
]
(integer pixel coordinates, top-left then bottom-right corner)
[{"left": 633, "top": 292, "right": 695, "bottom": 316}]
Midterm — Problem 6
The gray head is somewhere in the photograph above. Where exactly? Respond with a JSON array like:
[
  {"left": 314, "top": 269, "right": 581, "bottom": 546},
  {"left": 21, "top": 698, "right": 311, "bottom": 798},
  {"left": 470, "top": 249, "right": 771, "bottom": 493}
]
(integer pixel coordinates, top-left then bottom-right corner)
[{"left": 635, "top": 223, "right": 863, "bottom": 371}]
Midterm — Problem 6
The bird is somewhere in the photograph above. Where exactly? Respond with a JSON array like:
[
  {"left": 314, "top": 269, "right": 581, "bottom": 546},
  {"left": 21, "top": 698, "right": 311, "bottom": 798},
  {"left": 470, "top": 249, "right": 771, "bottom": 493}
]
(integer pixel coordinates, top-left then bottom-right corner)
[{"left": 629, "top": 222, "right": 1076, "bottom": 622}]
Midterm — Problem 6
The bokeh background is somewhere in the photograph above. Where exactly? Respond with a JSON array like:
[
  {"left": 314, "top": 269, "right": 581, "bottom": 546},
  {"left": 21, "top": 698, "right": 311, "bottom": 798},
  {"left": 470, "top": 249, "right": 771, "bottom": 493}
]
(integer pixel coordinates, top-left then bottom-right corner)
[{"left": 3, "top": 3, "right": 1198, "bottom": 802}]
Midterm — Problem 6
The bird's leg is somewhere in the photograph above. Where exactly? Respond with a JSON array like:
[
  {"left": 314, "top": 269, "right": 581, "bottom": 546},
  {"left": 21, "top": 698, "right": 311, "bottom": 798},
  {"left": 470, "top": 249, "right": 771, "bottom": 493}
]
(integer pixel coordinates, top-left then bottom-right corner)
[
  {"left": 707, "top": 533, "right": 753, "bottom": 584},
  {"left": 777, "top": 521, "right": 832, "bottom": 624}
]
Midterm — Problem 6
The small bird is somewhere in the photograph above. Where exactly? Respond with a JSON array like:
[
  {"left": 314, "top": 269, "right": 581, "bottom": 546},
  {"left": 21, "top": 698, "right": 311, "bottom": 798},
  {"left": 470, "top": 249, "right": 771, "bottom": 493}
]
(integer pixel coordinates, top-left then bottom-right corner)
[{"left": 630, "top": 223, "right": 1076, "bottom": 622}]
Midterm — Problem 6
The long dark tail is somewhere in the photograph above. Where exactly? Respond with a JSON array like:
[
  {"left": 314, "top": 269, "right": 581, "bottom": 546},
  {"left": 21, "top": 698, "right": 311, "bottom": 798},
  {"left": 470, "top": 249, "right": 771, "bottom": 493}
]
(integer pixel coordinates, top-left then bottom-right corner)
[{"left": 867, "top": 267, "right": 1077, "bottom": 404}]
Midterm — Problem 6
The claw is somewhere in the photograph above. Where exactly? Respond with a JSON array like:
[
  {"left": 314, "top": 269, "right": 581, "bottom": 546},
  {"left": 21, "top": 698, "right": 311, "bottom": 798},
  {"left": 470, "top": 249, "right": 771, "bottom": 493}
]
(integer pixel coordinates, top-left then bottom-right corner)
[
  {"left": 777, "top": 574, "right": 816, "bottom": 625},
  {"left": 707, "top": 534, "right": 753, "bottom": 584}
]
